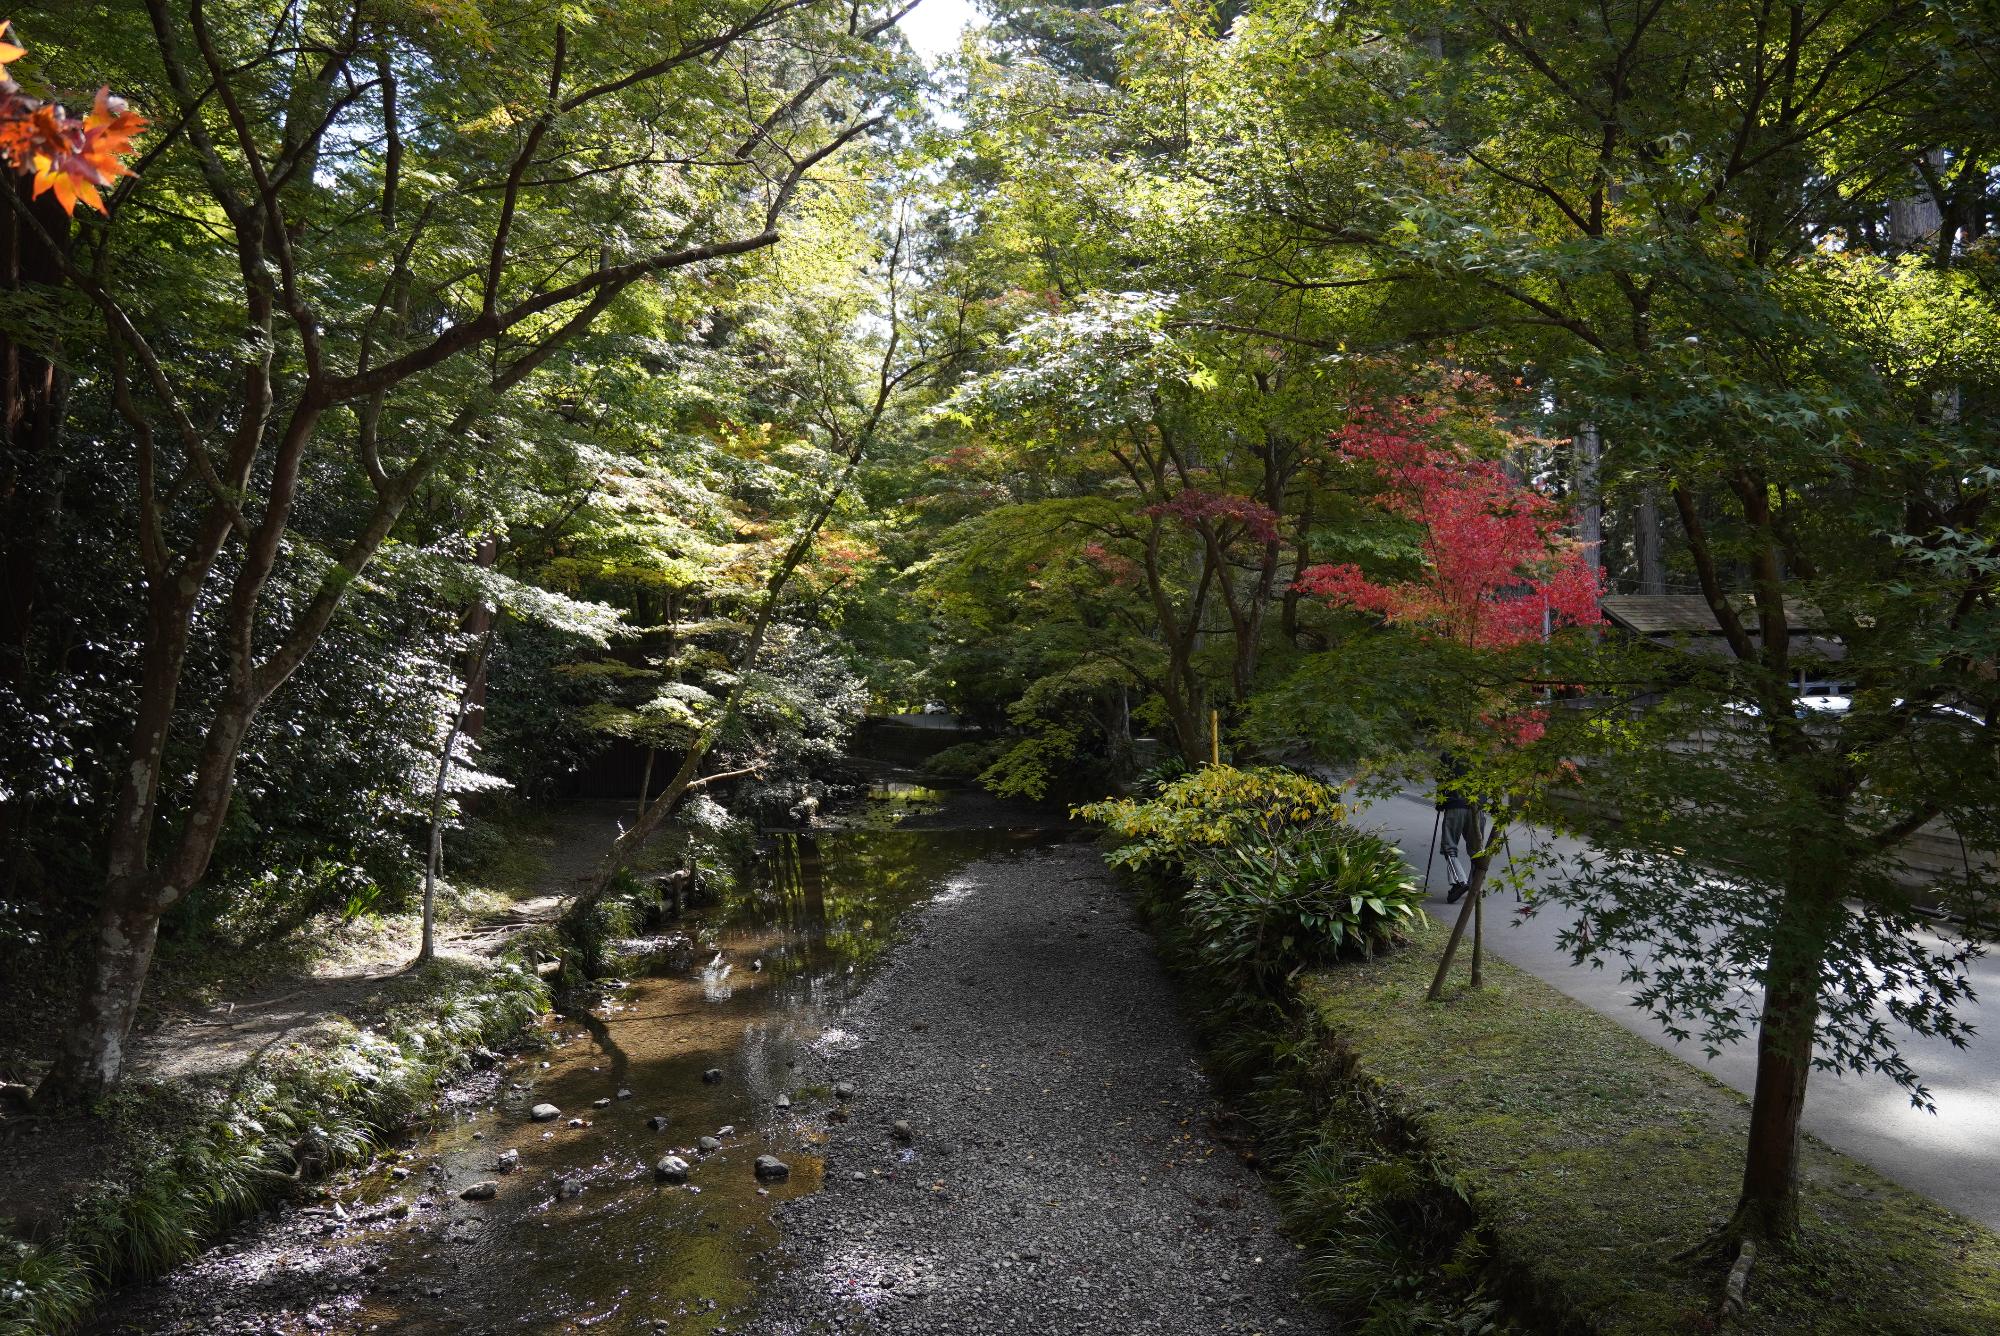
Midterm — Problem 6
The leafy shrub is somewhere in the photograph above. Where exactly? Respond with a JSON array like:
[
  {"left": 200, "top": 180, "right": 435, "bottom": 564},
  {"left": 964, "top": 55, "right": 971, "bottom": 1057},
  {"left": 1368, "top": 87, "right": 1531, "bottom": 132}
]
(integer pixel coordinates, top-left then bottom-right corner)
[
  {"left": 1185, "top": 828, "right": 1421, "bottom": 989},
  {"left": 1076, "top": 764, "right": 1347, "bottom": 873},
  {"left": 923, "top": 737, "right": 1008, "bottom": 779},
  {"left": 1134, "top": 753, "right": 1192, "bottom": 796}
]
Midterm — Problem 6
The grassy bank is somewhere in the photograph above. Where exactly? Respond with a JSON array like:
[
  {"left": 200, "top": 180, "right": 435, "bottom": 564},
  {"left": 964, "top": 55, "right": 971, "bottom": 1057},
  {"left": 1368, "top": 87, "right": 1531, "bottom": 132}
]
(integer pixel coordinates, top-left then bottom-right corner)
[
  {"left": 1294, "top": 919, "right": 2000, "bottom": 1335},
  {"left": 0, "top": 957, "right": 549, "bottom": 1335}
]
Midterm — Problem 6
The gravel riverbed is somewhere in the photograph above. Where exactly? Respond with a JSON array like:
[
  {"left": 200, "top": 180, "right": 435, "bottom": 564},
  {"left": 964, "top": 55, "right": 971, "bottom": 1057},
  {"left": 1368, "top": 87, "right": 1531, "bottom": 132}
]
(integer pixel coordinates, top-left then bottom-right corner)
[{"left": 754, "top": 839, "right": 1322, "bottom": 1336}]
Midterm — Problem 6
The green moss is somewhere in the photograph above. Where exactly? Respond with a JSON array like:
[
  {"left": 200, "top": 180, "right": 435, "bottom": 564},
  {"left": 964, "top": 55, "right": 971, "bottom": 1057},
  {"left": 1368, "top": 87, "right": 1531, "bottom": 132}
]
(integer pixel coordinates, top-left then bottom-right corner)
[
  {"left": 0, "top": 958, "right": 549, "bottom": 1336},
  {"left": 1300, "top": 921, "right": 2000, "bottom": 1335}
]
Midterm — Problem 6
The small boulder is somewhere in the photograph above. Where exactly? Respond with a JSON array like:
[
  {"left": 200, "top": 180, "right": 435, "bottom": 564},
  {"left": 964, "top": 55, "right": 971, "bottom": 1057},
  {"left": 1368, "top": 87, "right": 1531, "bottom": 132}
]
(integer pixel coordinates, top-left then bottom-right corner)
[
  {"left": 529, "top": 1103, "right": 561, "bottom": 1122},
  {"left": 701, "top": 1068, "right": 723, "bottom": 1085},
  {"left": 696, "top": 1136, "right": 723, "bottom": 1153},
  {"left": 753, "top": 1155, "right": 790, "bottom": 1182},
  {"left": 460, "top": 1181, "right": 498, "bottom": 1201},
  {"left": 655, "top": 1155, "right": 691, "bottom": 1184},
  {"left": 497, "top": 1149, "right": 520, "bottom": 1174}
]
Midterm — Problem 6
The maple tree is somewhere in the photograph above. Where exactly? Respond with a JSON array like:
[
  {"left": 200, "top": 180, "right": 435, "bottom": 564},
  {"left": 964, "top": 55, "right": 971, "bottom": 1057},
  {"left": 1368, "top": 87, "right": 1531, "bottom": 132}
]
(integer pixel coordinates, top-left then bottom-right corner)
[
  {"left": 1296, "top": 394, "right": 1601, "bottom": 993},
  {"left": 0, "top": 22, "right": 144, "bottom": 214},
  {"left": 1296, "top": 399, "right": 1602, "bottom": 655}
]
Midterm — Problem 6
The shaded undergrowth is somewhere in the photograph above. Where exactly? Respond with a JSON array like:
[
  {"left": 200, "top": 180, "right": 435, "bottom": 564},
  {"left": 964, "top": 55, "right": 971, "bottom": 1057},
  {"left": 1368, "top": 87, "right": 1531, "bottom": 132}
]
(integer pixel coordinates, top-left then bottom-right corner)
[
  {"left": 0, "top": 958, "right": 549, "bottom": 1336},
  {"left": 1134, "top": 872, "right": 1522, "bottom": 1336}
]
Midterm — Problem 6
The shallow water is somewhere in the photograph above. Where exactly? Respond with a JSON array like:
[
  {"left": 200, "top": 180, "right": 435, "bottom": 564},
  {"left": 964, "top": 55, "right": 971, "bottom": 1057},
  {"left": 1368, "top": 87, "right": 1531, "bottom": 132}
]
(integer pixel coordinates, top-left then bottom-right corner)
[
  {"left": 102, "top": 814, "right": 1057, "bottom": 1335},
  {"left": 362, "top": 826, "right": 1051, "bottom": 1335}
]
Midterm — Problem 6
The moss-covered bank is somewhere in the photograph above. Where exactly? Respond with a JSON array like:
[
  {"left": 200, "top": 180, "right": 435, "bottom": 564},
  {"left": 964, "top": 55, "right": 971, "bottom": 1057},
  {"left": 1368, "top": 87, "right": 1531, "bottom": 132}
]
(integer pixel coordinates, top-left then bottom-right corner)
[
  {"left": 0, "top": 958, "right": 549, "bottom": 1335},
  {"left": 1141, "top": 885, "right": 2000, "bottom": 1335},
  {"left": 1298, "top": 928, "right": 2000, "bottom": 1335}
]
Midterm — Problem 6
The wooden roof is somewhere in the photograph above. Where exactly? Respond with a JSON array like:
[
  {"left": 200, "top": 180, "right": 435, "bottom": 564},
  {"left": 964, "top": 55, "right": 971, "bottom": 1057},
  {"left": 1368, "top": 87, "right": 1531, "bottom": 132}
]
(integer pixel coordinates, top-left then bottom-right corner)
[{"left": 1601, "top": 594, "right": 1828, "bottom": 637}]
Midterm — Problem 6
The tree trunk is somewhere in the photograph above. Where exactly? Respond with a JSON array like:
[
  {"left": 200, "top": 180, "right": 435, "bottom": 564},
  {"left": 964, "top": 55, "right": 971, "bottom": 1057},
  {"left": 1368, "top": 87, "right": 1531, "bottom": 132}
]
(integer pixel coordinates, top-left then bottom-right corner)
[
  {"left": 1573, "top": 421, "right": 1602, "bottom": 570},
  {"left": 0, "top": 181, "right": 71, "bottom": 682},
  {"left": 1729, "top": 886, "right": 1830, "bottom": 1240},
  {"left": 636, "top": 746, "right": 656, "bottom": 820},
  {"left": 1634, "top": 494, "right": 1666, "bottom": 594},
  {"left": 35, "top": 883, "right": 164, "bottom": 1105},
  {"left": 420, "top": 626, "right": 495, "bottom": 964}
]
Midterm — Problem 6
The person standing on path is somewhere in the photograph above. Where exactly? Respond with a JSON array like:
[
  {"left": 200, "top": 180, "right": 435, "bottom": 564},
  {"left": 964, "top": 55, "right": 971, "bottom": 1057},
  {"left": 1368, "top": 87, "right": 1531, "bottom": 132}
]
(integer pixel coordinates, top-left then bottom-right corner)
[{"left": 1436, "top": 754, "right": 1490, "bottom": 904}]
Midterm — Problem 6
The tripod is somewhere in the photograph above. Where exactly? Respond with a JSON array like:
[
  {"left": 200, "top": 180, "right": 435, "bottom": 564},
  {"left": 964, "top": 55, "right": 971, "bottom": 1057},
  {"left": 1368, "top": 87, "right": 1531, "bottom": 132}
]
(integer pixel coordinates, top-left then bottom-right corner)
[{"left": 1423, "top": 806, "right": 1442, "bottom": 892}]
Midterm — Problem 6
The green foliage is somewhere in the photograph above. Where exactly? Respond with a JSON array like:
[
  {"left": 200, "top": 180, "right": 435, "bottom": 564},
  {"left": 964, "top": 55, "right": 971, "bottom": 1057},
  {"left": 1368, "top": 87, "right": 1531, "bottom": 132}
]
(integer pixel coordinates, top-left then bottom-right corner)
[
  {"left": 923, "top": 737, "right": 1009, "bottom": 778},
  {"left": 975, "top": 726, "right": 1083, "bottom": 800},
  {"left": 0, "top": 960, "right": 547, "bottom": 1335},
  {"left": 1185, "top": 828, "right": 1421, "bottom": 990},
  {"left": 1077, "top": 765, "right": 1347, "bottom": 873}
]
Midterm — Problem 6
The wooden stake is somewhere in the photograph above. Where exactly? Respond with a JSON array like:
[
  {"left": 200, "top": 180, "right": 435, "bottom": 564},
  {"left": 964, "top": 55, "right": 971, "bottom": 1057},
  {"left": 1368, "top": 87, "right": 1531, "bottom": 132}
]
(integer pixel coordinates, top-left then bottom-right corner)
[{"left": 1210, "top": 708, "right": 1220, "bottom": 766}]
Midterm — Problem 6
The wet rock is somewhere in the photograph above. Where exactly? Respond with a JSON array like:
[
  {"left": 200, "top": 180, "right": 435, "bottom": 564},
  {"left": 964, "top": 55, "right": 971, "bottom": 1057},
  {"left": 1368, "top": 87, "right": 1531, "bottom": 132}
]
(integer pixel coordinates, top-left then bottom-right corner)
[
  {"left": 529, "top": 1103, "right": 561, "bottom": 1122},
  {"left": 647, "top": 1114, "right": 671, "bottom": 1131},
  {"left": 497, "top": 1149, "right": 520, "bottom": 1174},
  {"left": 833, "top": 1081, "right": 857, "bottom": 1100},
  {"left": 754, "top": 1155, "right": 791, "bottom": 1181},
  {"left": 460, "top": 1181, "right": 498, "bottom": 1201},
  {"left": 696, "top": 1136, "right": 723, "bottom": 1153},
  {"left": 655, "top": 1155, "right": 691, "bottom": 1184},
  {"left": 702, "top": 1068, "right": 723, "bottom": 1084},
  {"left": 891, "top": 1120, "right": 914, "bottom": 1143}
]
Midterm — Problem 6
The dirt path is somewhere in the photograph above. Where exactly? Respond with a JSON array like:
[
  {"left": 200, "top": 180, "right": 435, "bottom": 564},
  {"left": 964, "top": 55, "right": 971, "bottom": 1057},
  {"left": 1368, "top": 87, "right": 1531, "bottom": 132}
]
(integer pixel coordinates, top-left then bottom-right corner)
[
  {"left": 757, "top": 840, "right": 1321, "bottom": 1335},
  {"left": 0, "top": 803, "right": 627, "bottom": 1235},
  {"left": 126, "top": 803, "right": 624, "bottom": 1086}
]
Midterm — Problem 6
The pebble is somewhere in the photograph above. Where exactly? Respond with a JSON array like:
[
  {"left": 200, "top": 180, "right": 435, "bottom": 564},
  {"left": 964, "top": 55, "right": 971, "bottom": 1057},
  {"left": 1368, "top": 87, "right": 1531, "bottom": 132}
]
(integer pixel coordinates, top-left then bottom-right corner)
[
  {"left": 775, "top": 1094, "right": 791, "bottom": 1109},
  {"left": 497, "top": 1149, "right": 520, "bottom": 1174},
  {"left": 697, "top": 1136, "right": 723, "bottom": 1153},
  {"left": 655, "top": 1155, "right": 691, "bottom": 1184},
  {"left": 529, "top": 1103, "right": 560, "bottom": 1122},
  {"left": 702, "top": 1068, "right": 723, "bottom": 1084},
  {"left": 755, "top": 841, "right": 1318, "bottom": 1335},
  {"left": 593, "top": 1097, "right": 612, "bottom": 1109},
  {"left": 753, "top": 1155, "right": 791, "bottom": 1181},
  {"left": 648, "top": 1114, "right": 671, "bottom": 1131}
]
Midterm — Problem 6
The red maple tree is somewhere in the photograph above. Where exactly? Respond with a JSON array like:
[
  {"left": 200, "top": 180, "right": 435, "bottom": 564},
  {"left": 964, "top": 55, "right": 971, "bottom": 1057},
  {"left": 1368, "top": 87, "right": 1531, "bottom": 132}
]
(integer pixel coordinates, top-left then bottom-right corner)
[{"left": 1296, "top": 398, "right": 1601, "bottom": 652}]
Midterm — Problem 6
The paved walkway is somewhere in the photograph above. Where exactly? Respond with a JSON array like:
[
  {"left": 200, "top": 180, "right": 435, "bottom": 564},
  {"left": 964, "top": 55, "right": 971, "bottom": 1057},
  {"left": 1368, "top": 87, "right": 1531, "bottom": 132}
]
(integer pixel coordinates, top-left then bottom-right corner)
[{"left": 1351, "top": 792, "right": 2000, "bottom": 1230}]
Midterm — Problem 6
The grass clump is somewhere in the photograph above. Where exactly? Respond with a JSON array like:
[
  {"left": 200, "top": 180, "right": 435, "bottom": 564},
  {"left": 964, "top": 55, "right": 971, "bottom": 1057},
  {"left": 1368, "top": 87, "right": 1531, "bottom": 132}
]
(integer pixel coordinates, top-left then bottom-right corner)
[
  {"left": 0, "top": 957, "right": 548, "bottom": 1336},
  {"left": 1302, "top": 931, "right": 2000, "bottom": 1335}
]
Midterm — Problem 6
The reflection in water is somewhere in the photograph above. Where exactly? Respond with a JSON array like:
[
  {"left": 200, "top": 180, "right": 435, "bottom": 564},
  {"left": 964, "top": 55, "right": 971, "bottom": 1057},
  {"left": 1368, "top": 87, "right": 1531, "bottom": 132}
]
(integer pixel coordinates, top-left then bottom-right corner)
[{"left": 311, "top": 826, "right": 1049, "bottom": 1335}]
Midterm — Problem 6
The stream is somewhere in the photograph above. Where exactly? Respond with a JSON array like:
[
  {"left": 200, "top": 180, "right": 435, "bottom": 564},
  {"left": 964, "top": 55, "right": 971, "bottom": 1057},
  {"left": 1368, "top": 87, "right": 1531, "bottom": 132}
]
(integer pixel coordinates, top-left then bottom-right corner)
[{"left": 97, "top": 777, "right": 1061, "bottom": 1335}]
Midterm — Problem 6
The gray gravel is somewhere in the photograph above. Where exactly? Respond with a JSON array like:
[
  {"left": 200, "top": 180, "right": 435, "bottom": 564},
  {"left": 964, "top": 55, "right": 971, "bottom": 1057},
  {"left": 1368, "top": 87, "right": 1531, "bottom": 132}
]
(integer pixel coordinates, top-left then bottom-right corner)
[{"left": 755, "top": 840, "right": 1322, "bottom": 1335}]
